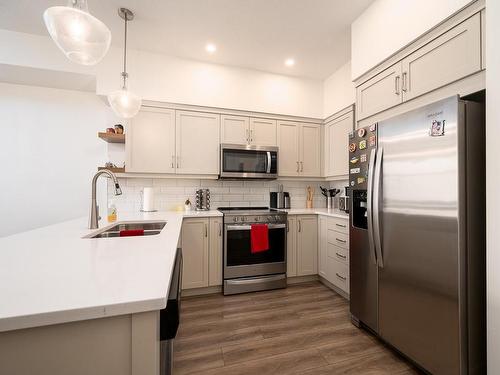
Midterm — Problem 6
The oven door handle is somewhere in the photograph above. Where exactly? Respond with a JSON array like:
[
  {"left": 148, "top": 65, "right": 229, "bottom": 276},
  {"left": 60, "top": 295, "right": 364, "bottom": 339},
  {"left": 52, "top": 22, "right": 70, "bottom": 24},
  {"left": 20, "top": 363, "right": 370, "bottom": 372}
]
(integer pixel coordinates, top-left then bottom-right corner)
[
  {"left": 266, "top": 151, "right": 272, "bottom": 174},
  {"left": 226, "top": 223, "right": 286, "bottom": 231}
]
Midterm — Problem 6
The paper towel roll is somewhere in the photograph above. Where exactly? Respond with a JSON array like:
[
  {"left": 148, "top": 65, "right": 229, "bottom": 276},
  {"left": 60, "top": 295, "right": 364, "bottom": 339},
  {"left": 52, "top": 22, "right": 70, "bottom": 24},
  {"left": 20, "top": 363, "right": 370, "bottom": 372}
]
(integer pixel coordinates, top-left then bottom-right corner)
[{"left": 142, "top": 187, "right": 156, "bottom": 212}]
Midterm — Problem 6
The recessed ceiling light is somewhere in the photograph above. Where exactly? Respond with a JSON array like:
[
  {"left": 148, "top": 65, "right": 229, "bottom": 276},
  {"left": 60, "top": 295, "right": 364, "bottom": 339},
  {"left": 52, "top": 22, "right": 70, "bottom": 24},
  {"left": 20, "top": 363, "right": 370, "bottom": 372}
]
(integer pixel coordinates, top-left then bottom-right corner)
[
  {"left": 205, "top": 43, "right": 217, "bottom": 53},
  {"left": 285, "top": 58, "right": 295, "bottom": 67}
]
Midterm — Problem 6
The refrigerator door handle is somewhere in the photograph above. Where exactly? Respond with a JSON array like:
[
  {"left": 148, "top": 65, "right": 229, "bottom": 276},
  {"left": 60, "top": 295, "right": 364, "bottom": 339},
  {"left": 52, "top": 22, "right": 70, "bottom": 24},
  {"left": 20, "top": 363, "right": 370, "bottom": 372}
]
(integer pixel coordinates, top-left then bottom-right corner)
[
  {"left": 373, "top": 147, "right": 383, "bottom": 267},
  {"left": 367, "top": 147, "right": 377, "bottom": 265}
]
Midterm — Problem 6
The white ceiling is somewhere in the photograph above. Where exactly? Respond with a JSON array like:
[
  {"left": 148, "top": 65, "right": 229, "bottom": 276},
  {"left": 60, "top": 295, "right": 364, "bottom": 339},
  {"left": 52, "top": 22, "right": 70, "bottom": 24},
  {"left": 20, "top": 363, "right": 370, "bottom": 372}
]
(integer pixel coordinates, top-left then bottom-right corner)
[{"left": 0, "top": 0, "right": 374, "bottom": 79}]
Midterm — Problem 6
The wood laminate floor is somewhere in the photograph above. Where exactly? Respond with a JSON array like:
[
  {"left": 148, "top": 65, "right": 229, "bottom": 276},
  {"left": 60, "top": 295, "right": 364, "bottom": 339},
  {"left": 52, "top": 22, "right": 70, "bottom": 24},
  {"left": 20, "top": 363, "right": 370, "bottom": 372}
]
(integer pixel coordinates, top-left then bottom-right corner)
[{"left": 174, "top": 281, "right": 424, "bottom": 375}]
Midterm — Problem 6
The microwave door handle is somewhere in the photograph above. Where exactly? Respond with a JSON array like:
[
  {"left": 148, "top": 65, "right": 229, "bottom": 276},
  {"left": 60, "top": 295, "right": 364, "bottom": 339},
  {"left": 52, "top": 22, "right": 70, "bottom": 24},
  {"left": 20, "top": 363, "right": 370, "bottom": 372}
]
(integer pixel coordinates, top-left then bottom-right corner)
[
  {"left": 266, "top": 152, "right": 271, "bottom": 174},
  {"left": 367, "top": 147, "right": 377, "bottom": 266}
]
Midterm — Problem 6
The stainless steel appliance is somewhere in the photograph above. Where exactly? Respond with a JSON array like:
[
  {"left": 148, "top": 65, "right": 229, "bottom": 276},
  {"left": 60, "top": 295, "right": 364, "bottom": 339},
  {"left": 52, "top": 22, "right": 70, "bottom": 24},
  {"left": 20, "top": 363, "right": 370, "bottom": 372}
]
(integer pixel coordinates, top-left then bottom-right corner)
[
  {"left": 195, "top": 189, "right": 210, "bottom": 211},
  {"left": 219, "top": 207, "right": 287, "bottom": 295},
  {"left": 220, "top": 144, "right": 278, "bottom": 179},
  {"left": 349, "top": 96, "right": 485, "bottom": 375},
  {"left": 160, "top": 248, "right": 182, "bottom": 375},
  {"left": 270, "top": 184, "right": 290, "bottom": 209}
]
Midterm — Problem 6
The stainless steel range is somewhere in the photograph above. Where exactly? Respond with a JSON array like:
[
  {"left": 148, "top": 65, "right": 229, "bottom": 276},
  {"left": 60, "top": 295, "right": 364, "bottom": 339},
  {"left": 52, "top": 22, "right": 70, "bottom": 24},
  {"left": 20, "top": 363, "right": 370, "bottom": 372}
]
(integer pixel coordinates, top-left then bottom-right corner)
[{"left": 219, "top": 207, "right": 287, "bottom": 295}]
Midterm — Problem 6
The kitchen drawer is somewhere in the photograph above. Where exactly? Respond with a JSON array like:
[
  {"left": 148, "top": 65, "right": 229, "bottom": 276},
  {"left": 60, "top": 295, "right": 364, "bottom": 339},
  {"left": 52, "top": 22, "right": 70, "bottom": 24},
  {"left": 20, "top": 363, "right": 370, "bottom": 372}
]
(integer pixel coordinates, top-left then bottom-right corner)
[
  {"left": 327, "top": 217, "right": 348, "bottom": 234},
  {"left": 328, "top": 242, "right": 348, "bottom": 265},
  {"left": 328, "top": 257, "right": 349, "bottom": 293},
  {"left": 327, "top": 230, "right": 349, "bottom": 249}
]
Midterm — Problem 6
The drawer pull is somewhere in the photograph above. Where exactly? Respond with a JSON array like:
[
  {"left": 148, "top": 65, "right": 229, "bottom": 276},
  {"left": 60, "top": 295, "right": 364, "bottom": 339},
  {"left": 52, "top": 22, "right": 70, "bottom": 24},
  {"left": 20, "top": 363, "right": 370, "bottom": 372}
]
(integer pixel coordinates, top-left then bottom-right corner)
[
  {"left": 336, "top": 273, "right": 347, "bottom": 281},
  {"left": 335, "top": 252, "right": 346, "bottom": 259},
  {"left": 336, "top": 238, "right": 347, "bottom": 243},
  {"left": 335, "top": 223, "right": 346, "bottom": 228}
]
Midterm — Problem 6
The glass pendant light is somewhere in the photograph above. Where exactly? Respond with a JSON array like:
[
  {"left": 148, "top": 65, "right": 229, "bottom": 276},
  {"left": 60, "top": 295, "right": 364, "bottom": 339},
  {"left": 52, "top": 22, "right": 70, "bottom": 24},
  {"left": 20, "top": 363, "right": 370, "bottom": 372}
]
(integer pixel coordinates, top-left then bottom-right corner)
[
  {"left": 43, "top": 0, "right": 111, "bottom": 65},
  {"left": 107, "top": 8, "right": 142, "bottom": 119}
]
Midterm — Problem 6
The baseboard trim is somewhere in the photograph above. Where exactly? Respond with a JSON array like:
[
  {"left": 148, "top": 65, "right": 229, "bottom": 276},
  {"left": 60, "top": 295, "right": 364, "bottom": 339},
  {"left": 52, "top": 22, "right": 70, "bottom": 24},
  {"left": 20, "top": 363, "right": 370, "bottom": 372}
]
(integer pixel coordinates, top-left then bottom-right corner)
[
  {"left": 318, "top": 276, "right": 350, "bottom": 300},
  {"left": 181, "top": 285, "right": 221, "bottom": 297},
  {"left": 286, "top": 274, "right": 319, "bottom": 284}
]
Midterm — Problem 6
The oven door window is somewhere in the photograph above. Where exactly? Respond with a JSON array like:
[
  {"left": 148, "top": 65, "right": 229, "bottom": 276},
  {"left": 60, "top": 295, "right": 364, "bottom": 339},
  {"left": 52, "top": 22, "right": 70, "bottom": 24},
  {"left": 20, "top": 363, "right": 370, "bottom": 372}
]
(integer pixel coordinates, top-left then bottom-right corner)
[
  {"left": 222, "top": 149, "right": 269, "bottom": 174},
  {"left": 226, "top": 226, "right": 285, "bottom": 266}
]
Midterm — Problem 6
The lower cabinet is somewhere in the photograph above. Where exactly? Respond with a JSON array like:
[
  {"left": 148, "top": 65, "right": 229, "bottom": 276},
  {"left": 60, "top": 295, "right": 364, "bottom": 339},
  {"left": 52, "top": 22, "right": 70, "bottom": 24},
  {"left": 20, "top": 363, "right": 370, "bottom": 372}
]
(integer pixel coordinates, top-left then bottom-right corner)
[
  {"left": 181, "top": 217, "right": 222, "bottom": 290},
  {"left": 209, "top": 217, "right": 223, "bottom": 287},
  {"left": 287, "top": 215, "right": 318, "bottom": 277},
  {"left": 318, "top": 216, "right": 350, "bottom": 295}
]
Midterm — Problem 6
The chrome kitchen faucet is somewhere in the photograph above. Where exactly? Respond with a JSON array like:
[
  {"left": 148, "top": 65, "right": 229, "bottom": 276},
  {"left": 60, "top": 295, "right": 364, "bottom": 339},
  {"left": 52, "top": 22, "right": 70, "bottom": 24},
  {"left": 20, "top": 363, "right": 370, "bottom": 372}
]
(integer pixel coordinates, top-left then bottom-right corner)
[{"left": 88, "top": 169, "right": 122, "bottom": 229}]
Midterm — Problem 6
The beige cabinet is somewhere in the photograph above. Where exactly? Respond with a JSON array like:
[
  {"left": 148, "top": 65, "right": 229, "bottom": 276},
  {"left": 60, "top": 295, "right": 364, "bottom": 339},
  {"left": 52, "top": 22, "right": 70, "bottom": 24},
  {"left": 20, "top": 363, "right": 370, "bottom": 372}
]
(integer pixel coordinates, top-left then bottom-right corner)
[
  {"left": 250, "top": 118, "right": 277, "bottom": 146},
  {"left": 286, "top": 216, "right": 297, "bottom": 277},
  {"left": 125, "top": 107, "right": 176, "bottom": 173},
  {"left": 356, "top": 13, "right": 482, "bottom": 121},
  {"left": 296, "top": 215, "right": 318, "bottom": 276},
  {"left": 324, "top": 111, "right": 354, "bottom": 178},
  {"left": 401, "top": 13, "right": 481, "bottom": 102},
  {"left": 221, "top": 115, "right": 249, "bottom": 145},
  {"left": 181, "top": 218, "right": 209, "bottom": 289},
  {"left": 277, "top": 121, "right": 321, "bottom": 177},
  {"left": 318, "top": 216, "right": 349, "bottom": 295},
  {"left": 356, "top": 63, "right": 403, "bottom": 121},
  {"left": 221, "top": 116, "right": 277, "bottom": 146},
  {"left": 277, "top": 120, "right": 300, "bottom": 176},
  {"left": 175, "top": 111, "right": 220, "bottom": 175},
  {"left": 318, "top": 216, "right": 327, "bottom": 279},
  {"left": 300, "top": 123, "right": 321, "bottom": 177},
  {"left": 208, "top": 217, "right": 223, "bottom": 287}
]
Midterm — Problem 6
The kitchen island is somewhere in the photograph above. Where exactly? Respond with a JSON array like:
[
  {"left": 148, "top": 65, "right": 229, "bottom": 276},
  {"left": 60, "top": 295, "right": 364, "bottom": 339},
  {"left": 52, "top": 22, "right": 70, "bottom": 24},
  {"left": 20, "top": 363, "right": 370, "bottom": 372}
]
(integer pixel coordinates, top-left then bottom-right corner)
[{"left": 0, "top": 210, "right": 221, "bottom": 375}]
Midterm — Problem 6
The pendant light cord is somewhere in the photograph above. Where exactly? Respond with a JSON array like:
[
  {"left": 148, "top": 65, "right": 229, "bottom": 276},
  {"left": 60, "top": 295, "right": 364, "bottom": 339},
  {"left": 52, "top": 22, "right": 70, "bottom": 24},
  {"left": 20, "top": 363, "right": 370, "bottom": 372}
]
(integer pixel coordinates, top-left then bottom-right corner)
[{"left": 121, "top": 13, "right": 128, "bottom": 89}]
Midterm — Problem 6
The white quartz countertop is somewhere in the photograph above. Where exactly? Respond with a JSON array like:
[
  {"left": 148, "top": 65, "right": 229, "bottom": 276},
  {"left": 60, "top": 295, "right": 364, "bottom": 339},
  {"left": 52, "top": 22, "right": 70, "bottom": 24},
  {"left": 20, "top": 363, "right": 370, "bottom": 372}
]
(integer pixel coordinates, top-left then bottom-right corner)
[
  {"left": 0, "top": 210, "right": 221, "bottom": 333},
  {"left": 277, "top": 208, "right": 349, "bottom": 219}
]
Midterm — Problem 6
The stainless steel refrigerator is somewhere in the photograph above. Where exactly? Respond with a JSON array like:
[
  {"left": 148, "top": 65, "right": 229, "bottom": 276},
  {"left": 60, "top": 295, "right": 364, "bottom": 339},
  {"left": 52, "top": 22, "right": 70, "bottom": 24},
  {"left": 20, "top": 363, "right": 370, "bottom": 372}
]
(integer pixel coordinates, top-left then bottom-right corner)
[{"left": 349, "top": 96, "right": 485, "bottom": 375}]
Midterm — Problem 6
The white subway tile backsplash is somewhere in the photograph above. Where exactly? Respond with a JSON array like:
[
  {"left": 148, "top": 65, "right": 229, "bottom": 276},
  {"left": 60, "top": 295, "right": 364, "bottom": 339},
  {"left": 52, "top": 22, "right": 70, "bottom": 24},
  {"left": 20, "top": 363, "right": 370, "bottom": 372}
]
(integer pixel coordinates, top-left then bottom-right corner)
[{"left": 110, "top": 178, "right": 331, "bottom": 212}]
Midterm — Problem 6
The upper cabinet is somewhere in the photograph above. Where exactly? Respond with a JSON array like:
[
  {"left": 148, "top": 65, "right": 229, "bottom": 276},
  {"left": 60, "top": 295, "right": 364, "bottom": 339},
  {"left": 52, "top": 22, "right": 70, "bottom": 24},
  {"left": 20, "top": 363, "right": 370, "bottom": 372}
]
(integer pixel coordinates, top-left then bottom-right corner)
[
  {"left": 277, "top": 121, "right": 321, "bottom": 177},
  {"left": 176, "top": 111, "right": 220, "bottom": 175},
  {"left": 324, "top": 110, "right": 354, "bottom": 179},
  {"left": 401, "top": 13, "right": 481, "bottom": 102},
  {"left": 220, "top": 115, "right": 249, "bottom": 145},
  {"left": 356, "top": 64, "right": 403, "bottom": 121},
  {"left": 126, "top": 107, "right": 176, "bottom": 174},
  {"left": 356, "top": 12, "right": 482, "bottom": 121},
  {"left": 126, "top": 108, "right": 220, "bottom": 175},
  {"left": 221, "top": 115, "right": 277, "bottom": 146}
]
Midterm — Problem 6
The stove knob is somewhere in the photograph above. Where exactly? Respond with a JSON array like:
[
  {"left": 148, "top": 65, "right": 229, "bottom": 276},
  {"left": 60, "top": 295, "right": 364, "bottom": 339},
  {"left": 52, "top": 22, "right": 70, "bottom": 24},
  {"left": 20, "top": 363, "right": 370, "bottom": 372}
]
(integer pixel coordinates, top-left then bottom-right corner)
[
  {"left": 234, "top": 217, "right": 239, "bottom": 222},
  {"left": 255, "top": 217, "right": 259, "bottom": 222}
]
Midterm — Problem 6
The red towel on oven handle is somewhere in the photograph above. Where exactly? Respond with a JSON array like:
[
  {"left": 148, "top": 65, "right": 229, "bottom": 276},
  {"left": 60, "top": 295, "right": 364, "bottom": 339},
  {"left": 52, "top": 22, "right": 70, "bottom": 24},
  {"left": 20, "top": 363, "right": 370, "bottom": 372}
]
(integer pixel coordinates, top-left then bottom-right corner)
[{"left": 250, "top": 224, "right": 269, "bottom": 253}]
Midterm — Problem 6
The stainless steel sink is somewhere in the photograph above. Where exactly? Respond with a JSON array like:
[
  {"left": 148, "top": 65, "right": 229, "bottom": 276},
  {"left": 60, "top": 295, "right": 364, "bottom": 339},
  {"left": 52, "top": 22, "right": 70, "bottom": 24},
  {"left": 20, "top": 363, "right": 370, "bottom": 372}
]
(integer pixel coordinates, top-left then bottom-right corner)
[{"left": 85, "top": 221, "right": 166, "bottom": 239}]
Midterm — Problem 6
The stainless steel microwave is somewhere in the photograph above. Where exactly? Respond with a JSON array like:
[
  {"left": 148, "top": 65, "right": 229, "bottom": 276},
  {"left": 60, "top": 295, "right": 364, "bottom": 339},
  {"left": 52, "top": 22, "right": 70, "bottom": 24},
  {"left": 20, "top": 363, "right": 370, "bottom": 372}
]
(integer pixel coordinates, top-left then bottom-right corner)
[{"left": 219, "top": 144, "right": 278, "bottom": 179}]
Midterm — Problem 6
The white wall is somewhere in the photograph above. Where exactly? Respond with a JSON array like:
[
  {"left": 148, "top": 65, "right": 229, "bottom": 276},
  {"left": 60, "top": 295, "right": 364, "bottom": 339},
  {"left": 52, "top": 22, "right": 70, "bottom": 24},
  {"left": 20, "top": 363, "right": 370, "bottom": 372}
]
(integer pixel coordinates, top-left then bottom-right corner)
[
  {"left": 96, "top": 47, "right": 324, "bottom": 118},
  {"left": 0, "top": 29, "right": 324, "bottom": 119},
  {"left": 351, "top": 0, "right": 473, "bottom": 80},
  {"left": 323, "top": 61, "right": 355, "bottom": 118},
  {"left": 0, "top": 83, "right": 120, "bottom": 237},
  {"left": 486, "top": 0, "right": 500, "bottom": 372}
]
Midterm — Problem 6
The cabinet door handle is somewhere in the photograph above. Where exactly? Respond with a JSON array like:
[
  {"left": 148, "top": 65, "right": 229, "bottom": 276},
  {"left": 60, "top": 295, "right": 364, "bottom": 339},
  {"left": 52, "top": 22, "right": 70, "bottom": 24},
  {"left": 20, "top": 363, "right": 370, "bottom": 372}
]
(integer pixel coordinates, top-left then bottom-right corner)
[
  {"left": 246, "top": 129, "right": 249, "bottom": 143},
  {"left": 402, "top": 72, "right": 408, "bottom": 92},
  {"left": 335, "top": 252, "right": 347, "bottom": 259},
  {"left": 205, "top": 224, "right": 208, "bottom": 237},
  {"left": 298, "top": 220, "right": 301, "bottom": 233},
  {"left": 336, "top": 238, "right": 347, "bottom": 243},
  {"left": 296, "top": 161, "right": 300, "bottom": 173},
  {"left": 219, "top": 223, "right": 222, "bottom": 236},
  {"left": 335, "top": 223, "right": 346, "bottom": 228},
  {"left": 250, "top": 129, "right": 253, "bottom": 142},
  {"left": 171, "top": 155, "right": 175, "bottom": 169},
  {"left": 300, "top": 161, "right": 303, "bottom": 172},
  {"left": 336, "top": 273, "right": 347, "bottom": 281},
  {"left": 177, "top": 156, "right": 180, "bottom": 169},
  {"left": 395, "top": 75, "right": 400, "bottom": 95}
]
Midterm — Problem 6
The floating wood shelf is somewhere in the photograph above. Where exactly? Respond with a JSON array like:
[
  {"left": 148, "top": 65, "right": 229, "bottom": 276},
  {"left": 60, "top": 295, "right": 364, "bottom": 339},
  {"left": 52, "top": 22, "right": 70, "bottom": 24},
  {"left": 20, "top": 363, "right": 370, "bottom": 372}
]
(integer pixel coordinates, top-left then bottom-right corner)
[
  {"left": 98, "top": 132, "right": 125, "bottom": 143},
  {"left": 98, "top": 167, "right": 126, "bottom": 173}
]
